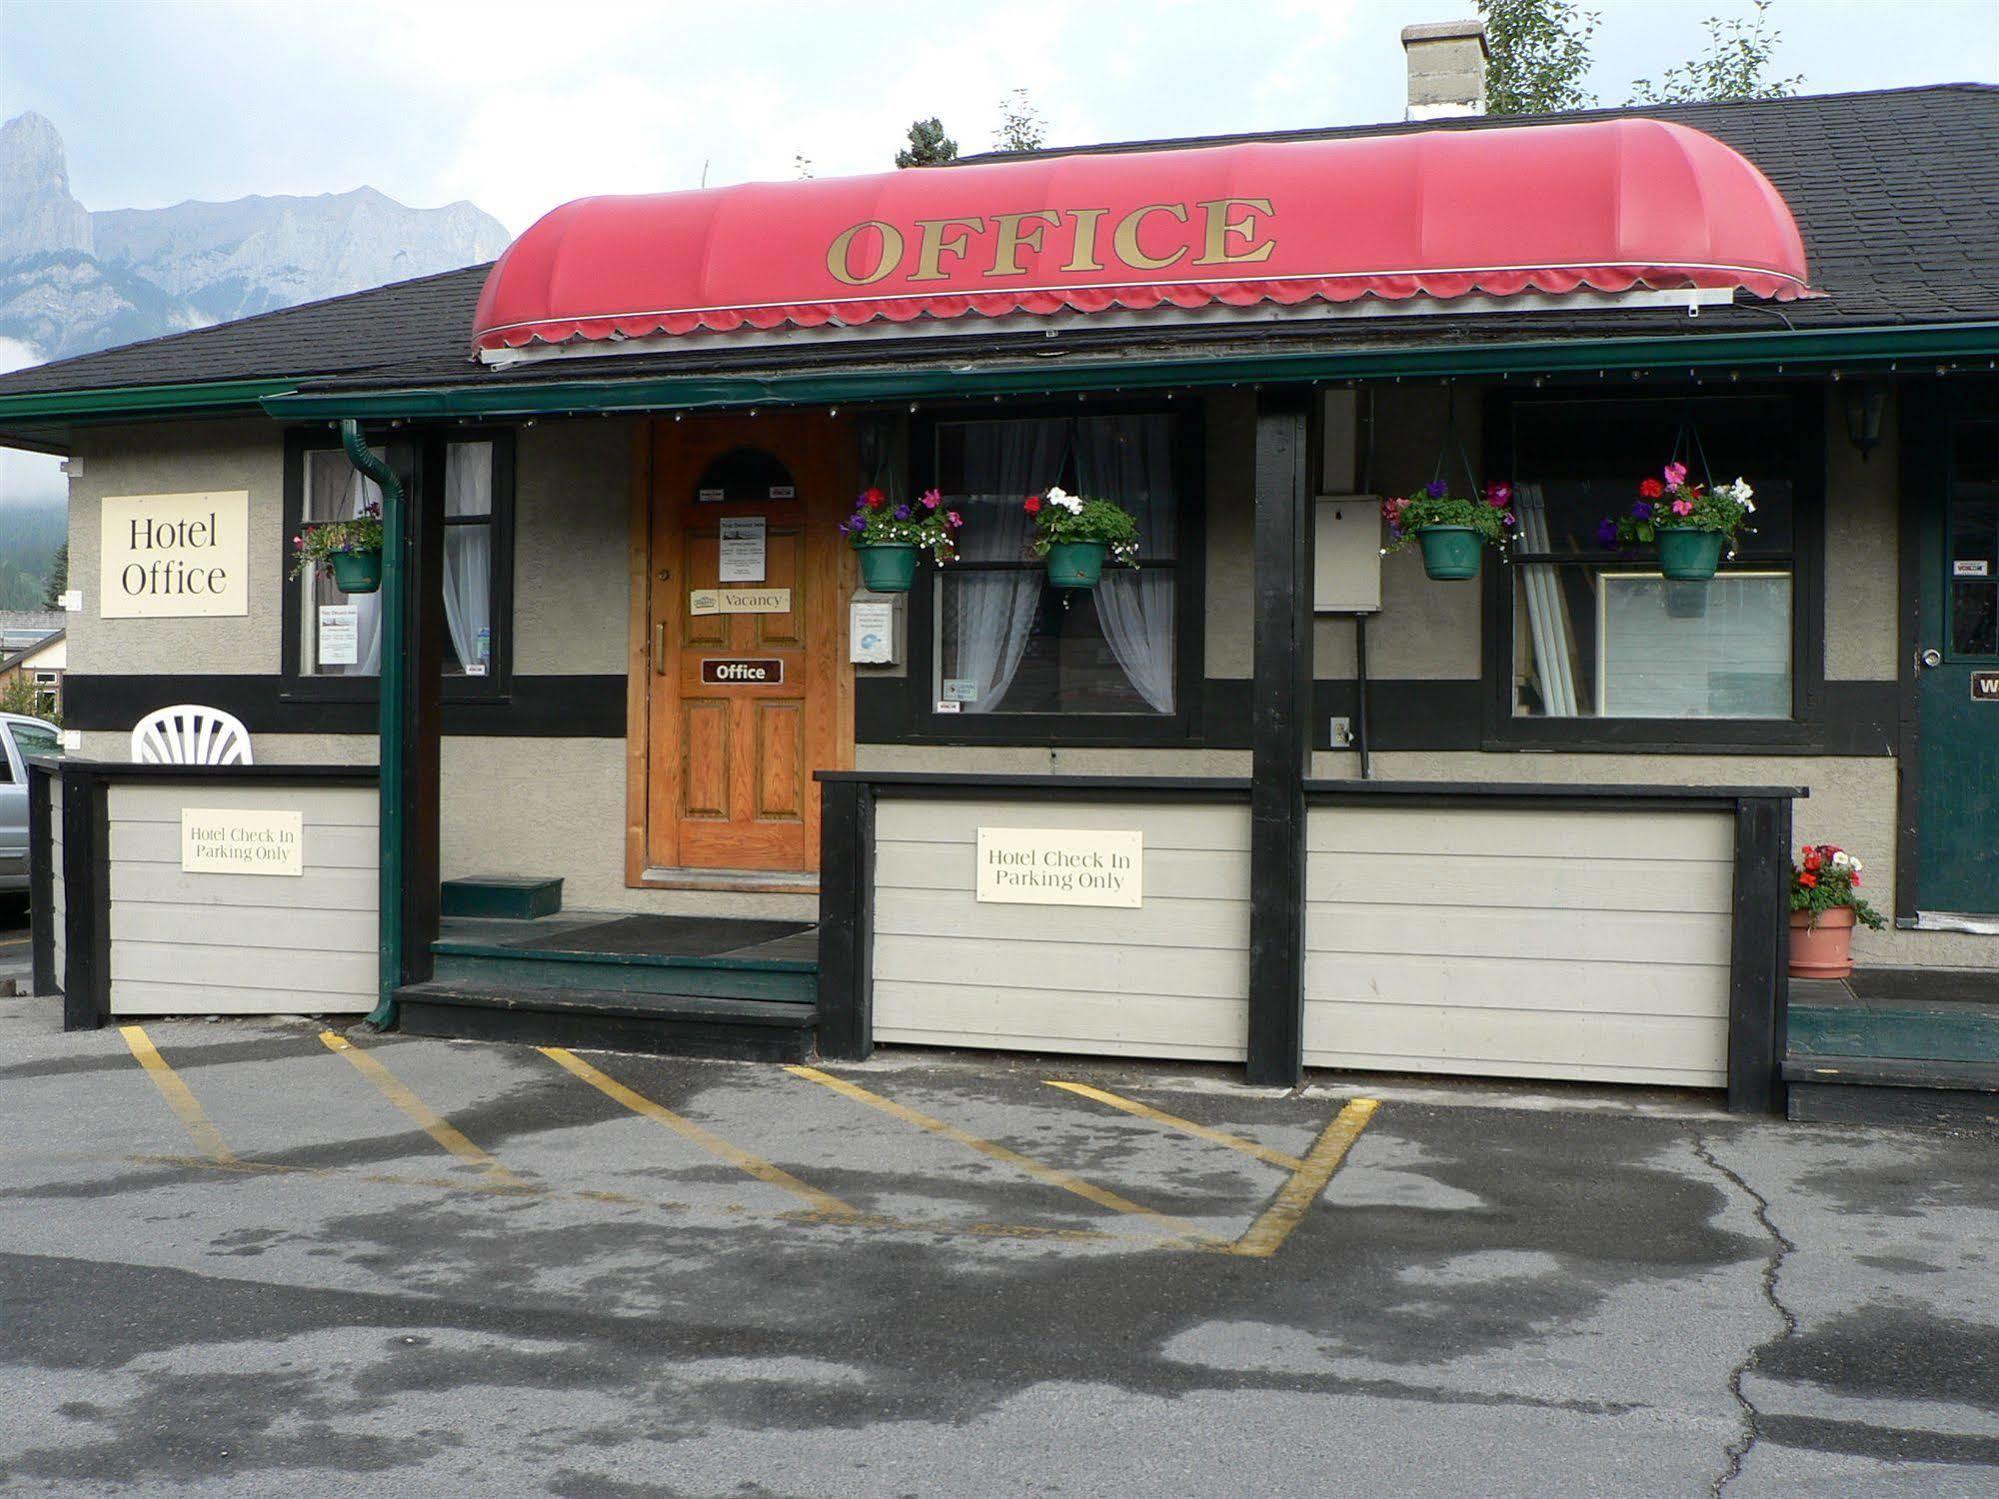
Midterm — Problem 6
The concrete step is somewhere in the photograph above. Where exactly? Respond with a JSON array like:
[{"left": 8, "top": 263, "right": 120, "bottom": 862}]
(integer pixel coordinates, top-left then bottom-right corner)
[{"left": 395, "top": 980, "right": 815, "bottom": 1063}]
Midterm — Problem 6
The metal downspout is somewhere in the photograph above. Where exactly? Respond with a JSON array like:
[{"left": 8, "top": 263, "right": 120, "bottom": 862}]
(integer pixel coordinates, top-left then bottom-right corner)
[{"left": 340, "top": 419, "right": 405, "bottom": 1029}]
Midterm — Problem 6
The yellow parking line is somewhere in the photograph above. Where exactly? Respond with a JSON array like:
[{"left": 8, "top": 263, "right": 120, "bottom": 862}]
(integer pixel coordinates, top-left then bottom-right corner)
[
  {"left": 1046, "top": 1079, "right": 1308, "bottom": 1173},
  {"left": 319, "top": 1031, "right": 524, "bottom": 1187},
  {"left": 542, "top": 1047, "right": 857, "bottom": 1220},
  {"left": 119, "top": 1024, "right": 237, "bottom": 1165},
  {"left": 788, "top": 1065, "right": 1222, "bottom": 1248},
  {"left": 1231, "top": 1097, "right": 1380, "bottom": 1259}
]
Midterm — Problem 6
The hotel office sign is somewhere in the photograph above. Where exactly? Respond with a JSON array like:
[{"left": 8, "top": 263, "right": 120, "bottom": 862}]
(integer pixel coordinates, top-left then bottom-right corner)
[{"left": 100, "top": 491, "right": 250, "bottom": 618}]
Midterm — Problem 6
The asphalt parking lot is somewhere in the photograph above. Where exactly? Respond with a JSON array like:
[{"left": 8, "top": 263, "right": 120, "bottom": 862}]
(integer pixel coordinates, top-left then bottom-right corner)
[{"left": 2, "top": 992, "right": 1996, "bottom": 1498}]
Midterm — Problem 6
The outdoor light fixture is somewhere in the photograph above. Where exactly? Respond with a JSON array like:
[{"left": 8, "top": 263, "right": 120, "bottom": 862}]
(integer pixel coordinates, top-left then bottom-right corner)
[{"left": 1844, "top": 382, "right": 1889, "bottom": 459}]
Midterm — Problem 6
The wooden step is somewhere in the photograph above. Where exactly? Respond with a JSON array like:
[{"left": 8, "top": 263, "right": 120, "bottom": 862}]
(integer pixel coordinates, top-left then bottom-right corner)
[
  {"left": 1787, "top": 999, "right": 1999, "bottom": 1065},
  {"left": 1783, "top": 1053, "right": 1999, "bottom": 1130},
  {"left": 395, "top": 980, "right": 815, "bottom": 1063},
  {"left": 429, "top": 948, "right": 816, "bottom": 1003},
  {"left": 440, "top": 876, "right": 564, "bottom": 920}
]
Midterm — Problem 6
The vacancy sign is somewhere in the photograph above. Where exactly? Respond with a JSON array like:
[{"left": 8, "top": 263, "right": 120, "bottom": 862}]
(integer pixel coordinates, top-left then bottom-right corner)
[
  {"left": 100, "top": 491, "right": 250, "bottom": 618},
  {"left": 976, "top": 827, "right": 1143, "bottom": 908}
]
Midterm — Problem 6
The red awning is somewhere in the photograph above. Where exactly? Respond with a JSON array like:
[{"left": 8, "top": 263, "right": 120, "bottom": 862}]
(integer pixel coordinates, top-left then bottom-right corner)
[{"left": 471, "top": 117, "right": 1809, "bottom": 359}]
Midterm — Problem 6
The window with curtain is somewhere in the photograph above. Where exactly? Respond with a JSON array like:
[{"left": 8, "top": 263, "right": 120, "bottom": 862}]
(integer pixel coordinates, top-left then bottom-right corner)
[
  {"left": 295, "top": 441, "right": 498, "bottom": 680},
  {"left": 1505, "top": 396, "right": 1802, "bottom": 722},
  {"left": 931, "top": 413, "right": 1179, "bottom": 716}
]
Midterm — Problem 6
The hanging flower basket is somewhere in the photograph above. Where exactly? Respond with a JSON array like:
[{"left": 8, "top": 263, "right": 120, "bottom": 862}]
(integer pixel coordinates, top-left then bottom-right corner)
[
  {"left": 856, "top": 543, "right": 920, "bottom": 593},
  {"left": 1598, "top": 464, "right": 1756, "bottom": 585},
  {"left": 1382, "top": 481, "right": 1516, "bottom": 581},
  {"left": 292, "top": 508, "right": 384, "bottom": 595},
  {"left": 329, "top": 549, "right": 384, "bottom": 594},
  {"left": 1024, "top": 487, "right": 1139, "bottom": 590},
  {"left": 839, "top": 486, "right": 962, "bottom": 595},
  {"left": 1788, "top": 843, "right": 1886, "bottom": 979}
]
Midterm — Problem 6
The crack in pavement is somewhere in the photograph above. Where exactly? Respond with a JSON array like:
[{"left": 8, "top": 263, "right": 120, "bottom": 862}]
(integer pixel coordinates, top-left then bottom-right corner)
[{"left": 1691, "top": 1129, "right": 1800, "bottom": 1498}]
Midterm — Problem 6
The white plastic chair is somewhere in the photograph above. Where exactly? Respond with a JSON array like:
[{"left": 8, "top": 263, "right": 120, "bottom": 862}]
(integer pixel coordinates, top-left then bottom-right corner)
[{"left": 130, "top": 705, "right": 254, "bottom": 766}]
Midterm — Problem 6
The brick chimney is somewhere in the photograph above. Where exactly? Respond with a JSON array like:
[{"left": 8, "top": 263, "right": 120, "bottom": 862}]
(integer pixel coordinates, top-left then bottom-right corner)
[{"left": 1402, "top": 19, "right": 1488, "bottom": 120}]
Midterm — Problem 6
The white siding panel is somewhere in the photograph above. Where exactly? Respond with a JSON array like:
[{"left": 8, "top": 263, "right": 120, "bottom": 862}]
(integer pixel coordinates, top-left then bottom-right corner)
[
  {"left": 1304, "top": 805, "right": 1732, "bottom": 1087},
  {"left": 108, "top": 821, "right": 378, "bottom": 869},
  {"left": 107, "top": 783, "right": 378, "bottom": 826},
  {"left": 110, "top": 863, "right": 376, "bottom": 910},
  {"left": 106, "top": 980, "right": 371, "bottom": 1017},
  {"left": 870, "top": 798, "right": 1251, "bottom": 1061},
  {"left": 112, "top": 902, "right": 378, "bottom": 951}
]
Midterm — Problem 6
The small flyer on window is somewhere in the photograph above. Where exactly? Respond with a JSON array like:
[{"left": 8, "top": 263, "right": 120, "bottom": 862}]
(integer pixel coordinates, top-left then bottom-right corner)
[
  {"left": 318, "top": 604, "right": 358, "bottom": 665},
  {"left": 719, "top": 516, "right": 767, "bottom": 582}
]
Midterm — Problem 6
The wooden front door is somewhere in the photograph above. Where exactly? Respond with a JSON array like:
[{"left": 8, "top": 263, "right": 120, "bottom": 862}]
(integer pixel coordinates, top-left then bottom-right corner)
[{"left": 644, "top": 414, "right": 851, "bottom": 875}]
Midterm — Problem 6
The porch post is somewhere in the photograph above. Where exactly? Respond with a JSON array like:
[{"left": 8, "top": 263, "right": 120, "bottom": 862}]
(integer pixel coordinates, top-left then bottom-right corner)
[{"left": 1246, "top": 388, "right": 1313, "bottom": 1086}]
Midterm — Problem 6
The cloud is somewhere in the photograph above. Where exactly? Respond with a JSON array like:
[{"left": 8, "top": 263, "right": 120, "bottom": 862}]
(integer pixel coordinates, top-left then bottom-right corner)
[{"left": 0, "top": 338, "right": 69, "bottom": 512}]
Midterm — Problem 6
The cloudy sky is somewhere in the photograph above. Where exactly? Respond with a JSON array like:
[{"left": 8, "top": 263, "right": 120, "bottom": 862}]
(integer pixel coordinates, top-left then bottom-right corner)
[{"left": 5, "top": 0, "right": 1996, "bottom": 236}]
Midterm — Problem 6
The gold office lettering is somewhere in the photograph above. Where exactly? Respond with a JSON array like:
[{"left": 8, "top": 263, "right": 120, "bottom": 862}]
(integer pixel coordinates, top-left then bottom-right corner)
[
  {"left": 908, "top": 216, "right": 987, "bottom": 281},
  {"left": 1112, "top": 204, "right": 1190, "bottom": 271},
  {"left": 1061, "top": 208, "right": 1109, "bottom": 272},
  {"left": 1192, "top": 198, "right": 1276, "bottom": 266},
  {"left": 827, "top": 221, "right": 906, "bottom": 286},
  {"left": 989, "top": 210, "right": 1062, "bottom": 277}
]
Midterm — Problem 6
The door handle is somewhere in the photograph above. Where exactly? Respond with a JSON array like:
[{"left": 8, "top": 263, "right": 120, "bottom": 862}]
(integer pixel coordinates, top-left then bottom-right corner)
[
  {"left": 655, "top": 620, "right": 667, "bottom": 674},
  {"left": 1920, "top": 647, "right": 1943, "bottom": 670}
]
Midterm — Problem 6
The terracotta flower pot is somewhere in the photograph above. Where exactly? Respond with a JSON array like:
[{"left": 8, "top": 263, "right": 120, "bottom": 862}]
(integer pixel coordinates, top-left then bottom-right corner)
[{"left": 1789, "top": 905, "right": 1857, "bottom": 980}]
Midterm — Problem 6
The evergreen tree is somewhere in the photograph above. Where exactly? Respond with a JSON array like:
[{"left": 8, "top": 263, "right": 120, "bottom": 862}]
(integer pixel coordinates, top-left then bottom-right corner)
[
  {"left": 895, "top": 118, "right": 959, "bottom": 169},
  {"left": 40, "top": 542, "right": 67, "bottom": 610},
  {"left": 1480, "top": 0, "right": 1601, "bottom": 116}
]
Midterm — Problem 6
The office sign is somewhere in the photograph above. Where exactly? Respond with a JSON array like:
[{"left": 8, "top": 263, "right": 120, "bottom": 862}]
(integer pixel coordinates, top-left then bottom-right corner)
[
  {"left": 100, "top": 491, "right": 250, "bottom": 618},
  {"left": 181, "top": 808, "right": 304, "bottom": 876},
  {"left": 701, "top": 658, "right": 783, "bottom": 685},
  {"left": 976, "top": 827, "right": 1143, "bottom": 908}
]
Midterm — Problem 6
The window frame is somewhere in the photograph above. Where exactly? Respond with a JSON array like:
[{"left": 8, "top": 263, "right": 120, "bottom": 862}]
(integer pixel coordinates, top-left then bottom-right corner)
[
  {"left": 1481, "top": 385, "right": 1827, "bottom": 753},
  {"left": 280, "top": 426, "right": 517, "bottom": 704},
  {"left": 901, "top": 399, "right": 1207, "bottom": 747}
]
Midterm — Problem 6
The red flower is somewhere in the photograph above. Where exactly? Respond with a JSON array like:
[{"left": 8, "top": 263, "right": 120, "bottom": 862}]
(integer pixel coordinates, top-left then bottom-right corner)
[
  {"left": 863, "top": 487, "right": 887, "bottom": 508},
  {"left": 1639, "top": 478, "right": 1664, "bottom": 499},
  {"left": 1023, "top": 494, "right": 1042, "bottom": 515},
  {"left": 1799, "top": 871, "right": 1819, "bottom": 888},
  {"left": 1804, "top": 851, "right": 1821, "bottom": 872}
]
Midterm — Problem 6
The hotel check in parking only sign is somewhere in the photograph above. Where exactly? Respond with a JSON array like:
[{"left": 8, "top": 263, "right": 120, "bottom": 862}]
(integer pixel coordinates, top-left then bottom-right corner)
[{"left": 976, "top": 827, "right": 1143, "bottom": 908}]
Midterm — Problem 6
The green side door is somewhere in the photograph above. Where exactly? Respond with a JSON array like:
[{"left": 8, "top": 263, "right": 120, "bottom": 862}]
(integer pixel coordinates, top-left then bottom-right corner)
[{"left": 1913, "top": 405, "right": 1999, "bottom": 916}]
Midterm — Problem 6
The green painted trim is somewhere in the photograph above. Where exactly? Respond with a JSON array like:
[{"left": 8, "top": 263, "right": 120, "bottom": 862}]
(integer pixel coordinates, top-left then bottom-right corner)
[
  {"left": 343, "top": 418, "right": 406, "bottom": 1030},
  {"left": 430, "top": 940, "right": 818, "bottom": 975},
  {"left": 0, "top": 378, "right": 297, "bottom": 423},
  {"left": 260, "top": 322, "right": 1999, "bottom": 420}
]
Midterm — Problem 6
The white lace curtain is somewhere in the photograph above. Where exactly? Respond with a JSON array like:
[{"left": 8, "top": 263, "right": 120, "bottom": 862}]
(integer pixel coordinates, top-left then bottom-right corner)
[
  {"left": 1075, "top": 415, "right": 1176, "bottom": 712},
  {"left": 304, "top": 448, "right": 383, "bottom": 675},
  {"left": 953, "top": 419, "right": 1071, "bottom": 713},
  {"left": 442, "top": 443, "right": 493, "bottom": 674}
]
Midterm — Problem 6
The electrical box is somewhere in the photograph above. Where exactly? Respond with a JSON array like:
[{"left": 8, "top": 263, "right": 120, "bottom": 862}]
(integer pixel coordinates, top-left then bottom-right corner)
[{"left": 1314, "top": 495, "right": 1382, "bottom": 614}]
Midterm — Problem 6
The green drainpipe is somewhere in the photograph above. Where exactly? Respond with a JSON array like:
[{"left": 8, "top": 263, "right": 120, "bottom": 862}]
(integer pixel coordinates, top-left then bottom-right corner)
[{"left": 340, "top": 419, "right": 406, "bottom": 1029}]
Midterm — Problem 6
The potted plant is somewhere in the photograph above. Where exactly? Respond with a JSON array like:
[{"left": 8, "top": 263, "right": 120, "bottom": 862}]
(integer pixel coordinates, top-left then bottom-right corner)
[
  {"left": 1024, "top": 486, "right": 1140, "bottom": 589},
  {"left": 1382, "top": 480, "right": 1516, "bottom": 581},
  {"left": 1600, "top": 464, "right": 1755, "bottom": 582},
  {"left": 840, "top": 486, "right": 963, "bottom": 594},
  {"left": 291, "top": 504, "right": 384, "bottom": 594},
  {"left": 1789, "top": 842, "right": 1886, "bottom": 980}
]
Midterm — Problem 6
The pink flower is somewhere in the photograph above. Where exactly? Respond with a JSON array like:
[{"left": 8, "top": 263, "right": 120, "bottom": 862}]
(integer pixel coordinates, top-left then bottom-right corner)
[
  {"left": 1671, "top": 498, "right": 1695, "bottom": 517},
  {"left": 946, "top": 510, "right": 963, "bottom": 528},
  {"left": 919, "top": 488, "right": 942, "bottom": 510},
  {"left": 1663, "top": 462, "right": 1687, "bottom": 488},
  {"left": 1485, "top": 482, "right": 1512, "bottom": 508}
]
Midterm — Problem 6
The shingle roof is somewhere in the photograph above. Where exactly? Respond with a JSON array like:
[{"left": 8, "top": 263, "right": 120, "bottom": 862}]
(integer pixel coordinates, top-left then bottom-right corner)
[{"left": 1, "top": 84, "right": 1994, "bottom": 404}]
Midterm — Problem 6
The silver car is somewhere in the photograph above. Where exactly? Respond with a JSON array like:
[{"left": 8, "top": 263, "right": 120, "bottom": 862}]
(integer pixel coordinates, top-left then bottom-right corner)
[{"left": 1, "top": 712, "right": 61, "bottom": 911}]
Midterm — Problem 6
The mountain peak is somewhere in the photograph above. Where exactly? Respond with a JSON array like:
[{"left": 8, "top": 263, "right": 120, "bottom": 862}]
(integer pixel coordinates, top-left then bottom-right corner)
[{"left": 0, "top": 110, "right": 93, "bottom": 260}]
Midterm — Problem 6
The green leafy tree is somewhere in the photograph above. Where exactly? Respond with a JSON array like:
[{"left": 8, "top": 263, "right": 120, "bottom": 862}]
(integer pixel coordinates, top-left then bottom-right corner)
[
  {"left": 1630, "top": 0, "right": 1804, "bottom": 104},
  {"left": 1479, "top": 0, "right": 1601, "bottom": 115},
  {"left": 993, "top": 88, "right": 1045, "bottom": 153},
  {"left": 40, "top": 542, "right": 67, "bottom": 610},
  {"left": 895, "top": 118, "right": 958, "bottom": 169}
]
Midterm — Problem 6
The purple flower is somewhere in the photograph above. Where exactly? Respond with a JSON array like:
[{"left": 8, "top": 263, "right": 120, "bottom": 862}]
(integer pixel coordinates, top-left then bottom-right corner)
[
  {"left": 1424, "top": 479, "right": 1448, "bottom": 500},
  {"left": 1631, "top": 500, "right": 1653, "bottom": 521},
  {"left": 893, "top": 505, "right": 911, "bottom": 521},
  {"left": 1596, "top": 518, "right": 1620, "bottom": 546}
]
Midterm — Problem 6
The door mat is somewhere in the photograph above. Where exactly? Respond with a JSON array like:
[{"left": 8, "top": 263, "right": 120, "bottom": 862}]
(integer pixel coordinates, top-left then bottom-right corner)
[{"left": 507, "top": 915, "right": 813, "bottom": 959}]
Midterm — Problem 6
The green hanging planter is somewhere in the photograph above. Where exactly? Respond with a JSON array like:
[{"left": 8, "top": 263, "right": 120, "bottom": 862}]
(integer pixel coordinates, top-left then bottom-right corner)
[
  {"left": 329, "top": 548, "right": 383, "bottom": 594},
  {"left": 1046, "top": 541, "right": 1109, "bottom": 589},
  {"left": 1414, "top": 526, "right": 1483, "bottom": 581},
  {"left": 856, "top": 543, "right": 920, "bottom": 594},
  {"left": 1657, "top": 528, "right": 1726, "bottom": 582}
]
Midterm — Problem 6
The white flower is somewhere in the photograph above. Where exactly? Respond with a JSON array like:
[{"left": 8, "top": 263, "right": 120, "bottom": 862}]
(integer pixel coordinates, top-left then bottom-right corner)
[
  {"left": 1831, "top": 850, "right": 1852, "bottom": 869},
  {"left": 1851, "top": 857, "right": 1864, "bottom": 873}
]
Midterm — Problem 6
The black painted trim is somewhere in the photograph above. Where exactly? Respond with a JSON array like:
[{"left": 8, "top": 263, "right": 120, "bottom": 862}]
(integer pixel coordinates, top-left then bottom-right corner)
[
  {"left": 57, "top": 768, "right": 108, "bottom": 1031},
  {"left": 29, "top": 757, "right": 378, "bottom": 786},
  {"left": 61, "top": 673, "right": 627, "bottom": 739},
  {"left": 1247, "top": 391, "right": 1312, "bottom": 1088},
  {"left": 26, "top": 760, "right": 54, "bottom": 998},
  {"left": 1894, "top": 384, "right": 1942, "bottom": 921},
  {"left": 814, "top": 778, "right": 875, "bottom": 1061},
  {"left": 1729, "top": 796, "right": 1793, "bottom": 1114}
]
